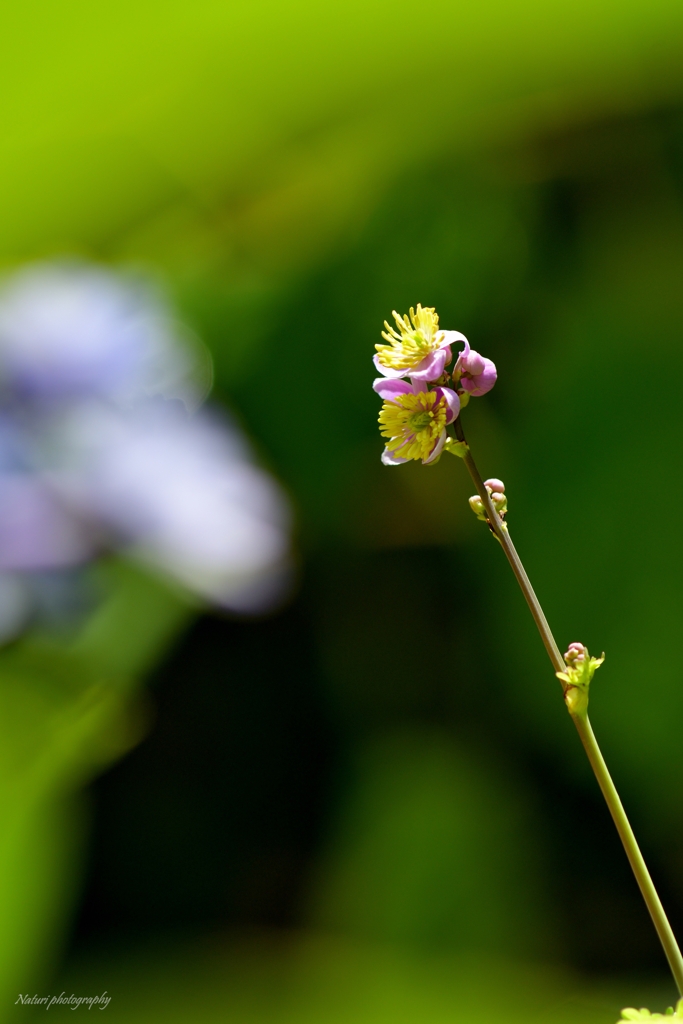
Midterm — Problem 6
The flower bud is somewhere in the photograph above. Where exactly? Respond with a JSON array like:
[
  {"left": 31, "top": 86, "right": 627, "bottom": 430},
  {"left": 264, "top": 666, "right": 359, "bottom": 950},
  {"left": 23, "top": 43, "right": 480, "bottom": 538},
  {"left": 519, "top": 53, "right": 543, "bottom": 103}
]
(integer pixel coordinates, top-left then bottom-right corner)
[
  {"left": 565, "top": 642, "right": 586, "bottom": 664},
  {"left": 484, "top": 478, "right": 505, "bottom": 493},
  {"left": 556, "top": 644, "right": 605, "bottom": 717},
  {"left": 468, "top": 495, "right": 486, "bottom": 520},
  {"left": 491, "top": 492, "right": 507, "bottom": 517},
  {"left": 469, "top": 486, "right": 507, "bottom": 524},
  {"left": 456, "top": 349, "right": 497, "bottom": 396}
]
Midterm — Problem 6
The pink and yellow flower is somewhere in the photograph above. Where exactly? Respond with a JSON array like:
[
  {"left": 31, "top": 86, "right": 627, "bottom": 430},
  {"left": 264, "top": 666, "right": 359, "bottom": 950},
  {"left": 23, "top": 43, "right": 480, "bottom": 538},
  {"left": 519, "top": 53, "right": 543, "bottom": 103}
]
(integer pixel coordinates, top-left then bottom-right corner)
[
  {"left": 373, "top": 378, "right": 459, "bottom": 465},
  {"left": 374, "top": 305, "right": 468, "bottom": 382}
]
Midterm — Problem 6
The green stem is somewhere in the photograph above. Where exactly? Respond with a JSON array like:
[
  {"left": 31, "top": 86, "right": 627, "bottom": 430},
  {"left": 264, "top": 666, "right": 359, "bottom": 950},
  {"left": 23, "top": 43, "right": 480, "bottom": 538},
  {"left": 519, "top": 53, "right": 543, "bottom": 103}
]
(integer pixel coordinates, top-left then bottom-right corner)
[
  {"left": 453, "top": 418, "right": 565, "bottom": 678},
  {"left": 573, "top": 712, "right": 683, "bottom": 995},
  {"left": 454, "top": 416, "right": 683, "bottom": 996}
]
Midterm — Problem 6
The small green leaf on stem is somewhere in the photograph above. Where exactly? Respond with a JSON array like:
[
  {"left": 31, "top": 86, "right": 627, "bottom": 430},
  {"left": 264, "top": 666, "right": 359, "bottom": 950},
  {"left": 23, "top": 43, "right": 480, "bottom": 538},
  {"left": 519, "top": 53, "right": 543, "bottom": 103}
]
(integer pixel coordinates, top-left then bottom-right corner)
[
  {"left": 444, "top": 437, "right": 469, "bottom": 458},
  {"left": 556, "top": 643, "right": 604, "bottom": 717}
]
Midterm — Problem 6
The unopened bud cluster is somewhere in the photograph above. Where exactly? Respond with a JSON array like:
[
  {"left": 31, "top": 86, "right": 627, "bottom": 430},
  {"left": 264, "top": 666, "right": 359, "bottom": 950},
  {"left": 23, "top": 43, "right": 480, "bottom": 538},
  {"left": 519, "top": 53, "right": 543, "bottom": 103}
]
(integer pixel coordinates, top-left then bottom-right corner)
[
  {"left": 565, "top": 642, "right": 587, "bottom": 666},
  {"left": 469, "top": 478, "right": 508, "bottom": 524},
  {"left": 557, "top": 642, "right": 605, "bottom": 716}
]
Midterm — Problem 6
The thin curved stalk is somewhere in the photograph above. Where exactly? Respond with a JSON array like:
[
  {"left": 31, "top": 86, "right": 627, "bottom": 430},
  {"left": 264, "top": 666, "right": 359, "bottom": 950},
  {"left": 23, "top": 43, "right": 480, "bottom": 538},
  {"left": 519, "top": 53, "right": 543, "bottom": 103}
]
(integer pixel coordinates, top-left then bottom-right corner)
[
  {"left": 453, "top": 416, "right": 683, "bottom": 996},
  {"left": 453, "top": 418, "right": 564, "bottom": 676}
]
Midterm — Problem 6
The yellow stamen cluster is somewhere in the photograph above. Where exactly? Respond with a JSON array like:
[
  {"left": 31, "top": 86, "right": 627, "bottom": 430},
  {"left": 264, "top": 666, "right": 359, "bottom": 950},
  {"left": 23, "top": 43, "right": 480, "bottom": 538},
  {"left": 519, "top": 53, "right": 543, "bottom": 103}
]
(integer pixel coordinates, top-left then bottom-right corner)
[
  {"left": 375, "top": 305, "right": 443, "bottom": 371},
  {"left": 379, "top": 390, "right": 447, "bottom": 462}
]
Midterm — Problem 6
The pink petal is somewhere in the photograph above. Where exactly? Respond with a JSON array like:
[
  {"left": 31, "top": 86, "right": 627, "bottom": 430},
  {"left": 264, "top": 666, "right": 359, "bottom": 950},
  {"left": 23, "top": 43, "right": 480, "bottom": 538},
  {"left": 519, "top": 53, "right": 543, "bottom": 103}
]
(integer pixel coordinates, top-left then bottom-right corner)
[
  {"left": 439, "top": 331, "right": 469, "bottom": 355},
  {"left": 423, "top": 428, "right": 447, "bottom": 464},
  {"left": 381, "top": 448, "right": 408, "bottom": 466},
  {"left": 410, "top": 348, "right": 448, "bottom": 382},
  {"left": 373, "top": 353, "right": 410, "bottom": 379},
  {"left": 453, "top": 339, "right": 473, "bottom": 373},
  {"left": 372, "top": 377, "right": 413, "bottom": 401},
  {"left": 433, "top": 386, "right": 460, "bottom": 424},
  {"left": 462, "top": 350, "right": 486, "bottom": 375}
]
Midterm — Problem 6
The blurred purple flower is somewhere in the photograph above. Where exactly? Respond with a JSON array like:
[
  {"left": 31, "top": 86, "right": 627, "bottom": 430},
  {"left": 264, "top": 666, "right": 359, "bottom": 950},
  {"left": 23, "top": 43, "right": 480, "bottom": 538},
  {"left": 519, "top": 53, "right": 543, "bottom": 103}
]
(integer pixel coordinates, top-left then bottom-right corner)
[
  {"left": 455, "top": 348, "right": 497, "bottom": 396},
  {"left": 0, "top": 475, "right": 92, "bottom": 570},
  {"left": 0, "top": 261, "right": 291, "bottom": 637},
  {"left": 55, "top": 401, "right": 289, "bottom": 610},
  {"left": 0, "top": 263, "right": 202, "bottom": 405}
]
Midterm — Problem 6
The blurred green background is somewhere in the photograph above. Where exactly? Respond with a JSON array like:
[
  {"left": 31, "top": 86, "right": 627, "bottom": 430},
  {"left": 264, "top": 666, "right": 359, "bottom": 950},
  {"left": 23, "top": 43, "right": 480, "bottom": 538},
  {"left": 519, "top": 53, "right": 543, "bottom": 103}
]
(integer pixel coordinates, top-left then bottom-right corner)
[{"left": 5, "top": 0, "right": 683, "bottom": 1021}]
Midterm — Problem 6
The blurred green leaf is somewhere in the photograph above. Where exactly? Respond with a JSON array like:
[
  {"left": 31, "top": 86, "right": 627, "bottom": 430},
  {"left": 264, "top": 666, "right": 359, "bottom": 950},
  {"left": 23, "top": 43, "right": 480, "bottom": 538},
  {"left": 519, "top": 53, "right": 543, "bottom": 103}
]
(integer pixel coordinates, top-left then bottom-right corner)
[
  {"left": 3, "top": 0, "right": 683, "bottom": 268},
  {"left": 306, "top": 729, "right": 554, "bottom": 957},
  {"left": 0, "top": 562, "right": 191, "bottom": 1012},
  {"left": 55, "top": 930, "right": 660, "bottom": 1024}
]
